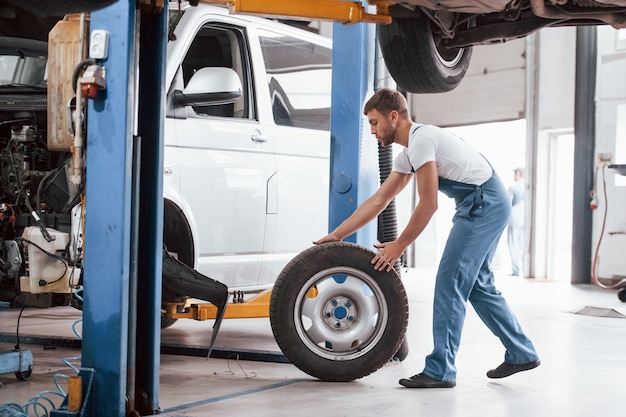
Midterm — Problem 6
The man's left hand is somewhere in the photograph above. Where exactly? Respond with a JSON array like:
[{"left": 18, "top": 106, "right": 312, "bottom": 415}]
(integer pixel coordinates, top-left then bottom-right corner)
[{"left": 372, "top": 241, "right": 403, "bottom": 272}]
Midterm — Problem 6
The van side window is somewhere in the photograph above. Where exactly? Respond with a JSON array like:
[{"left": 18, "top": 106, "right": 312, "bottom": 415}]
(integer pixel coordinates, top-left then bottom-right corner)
[
  {"left": 182, "top": 25, "right": 253, "bottom": 119},
  {"left": 258, "top": 29, "right": 332, "bottom": 131}
]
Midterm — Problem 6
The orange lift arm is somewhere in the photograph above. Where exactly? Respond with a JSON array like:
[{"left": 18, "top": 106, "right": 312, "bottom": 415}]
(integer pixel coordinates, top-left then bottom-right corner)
[
  {"left": 164, "top": 289, "right": 272, "bottom": 320},
  {"left": 198, "top": 0, "right": 392, "bottom": 24}
]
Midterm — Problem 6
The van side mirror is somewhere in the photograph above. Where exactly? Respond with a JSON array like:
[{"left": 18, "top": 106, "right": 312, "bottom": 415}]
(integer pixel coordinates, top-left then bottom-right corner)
[{"left": 173, "top": 67, "right": 242, "bottom": 106}]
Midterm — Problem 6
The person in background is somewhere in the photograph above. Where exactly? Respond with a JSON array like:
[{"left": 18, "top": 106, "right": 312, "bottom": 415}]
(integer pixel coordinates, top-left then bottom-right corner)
[
  {"left": 507, "top": 167, "right": 525, "bottom": 276},
  {"left": 314, "top": 88, "right": 539, "bottom": 388}
]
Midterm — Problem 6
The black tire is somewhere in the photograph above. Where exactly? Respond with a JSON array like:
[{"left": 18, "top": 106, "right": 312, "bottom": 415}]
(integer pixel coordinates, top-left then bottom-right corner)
[
  {"left": 160, "top": 315, "right": 178, "bottom": 329},
  {"left": 393, "top": 335, "right": 409, "bottom": 362},
  {"left": 6, "top": 0, "right": 118, "bottom": 15},
  {"left": 618, "top": 288, "right": 626, "bottom": 302},
  {"left": 377, "top": 14, "right": 472, "bottom": 94},
  {"left": 270, "top": 242, "right": 409, "bottom": 381},
  {"left": 161, "top": 201, "right": 195, "bottom": 329}
]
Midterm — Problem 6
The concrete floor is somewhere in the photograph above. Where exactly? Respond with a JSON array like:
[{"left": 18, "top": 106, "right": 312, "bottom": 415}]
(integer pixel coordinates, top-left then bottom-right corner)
[{"left": 1, "top": 267, "right": 625, "bottom": 417}]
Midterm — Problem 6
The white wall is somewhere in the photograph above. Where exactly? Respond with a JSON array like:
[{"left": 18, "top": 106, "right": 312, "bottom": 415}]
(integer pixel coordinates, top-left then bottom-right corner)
[
  {"left": 536, "top": 27, "right": 577, "bottom": 130},
  {"left": 410, "top": 38, "right": 527, "bottom": 128},
  {"left": 531, "top": 27, "right": 577, "bottom": 280},
  {"left": 592, "top": 27, "right": 626, "bottom": 281}
]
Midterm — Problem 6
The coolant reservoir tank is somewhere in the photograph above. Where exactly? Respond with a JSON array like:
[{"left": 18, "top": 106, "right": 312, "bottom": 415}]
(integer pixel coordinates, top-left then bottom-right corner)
[{"left": 47, "top": 14, "right": 89, "bottom": 151}]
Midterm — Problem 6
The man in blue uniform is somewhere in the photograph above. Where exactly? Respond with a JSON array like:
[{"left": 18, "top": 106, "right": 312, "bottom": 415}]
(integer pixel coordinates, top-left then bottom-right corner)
[
  {"left": 508, "top": 167, "right": 526, "bottom": 276},
  {"left": 314, "top": 88, "right": 539, "bottom": 388}
]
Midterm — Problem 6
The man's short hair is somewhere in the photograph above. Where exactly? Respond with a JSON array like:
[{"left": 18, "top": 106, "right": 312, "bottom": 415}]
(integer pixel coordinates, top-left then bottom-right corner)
[{"left": 363, "top": 88, "right": 409, "bottom": 119}]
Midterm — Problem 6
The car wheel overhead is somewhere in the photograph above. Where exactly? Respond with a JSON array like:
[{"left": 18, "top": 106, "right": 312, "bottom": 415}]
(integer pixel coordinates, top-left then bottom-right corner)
[{"left": 377, "top": 14, "right": 473, "bottom": 94}]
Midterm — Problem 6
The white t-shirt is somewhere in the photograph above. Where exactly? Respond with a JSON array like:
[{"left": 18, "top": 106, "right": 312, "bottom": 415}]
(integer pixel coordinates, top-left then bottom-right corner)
[{"left": 393, "top": 124, "right": 492, "bottom": 186}]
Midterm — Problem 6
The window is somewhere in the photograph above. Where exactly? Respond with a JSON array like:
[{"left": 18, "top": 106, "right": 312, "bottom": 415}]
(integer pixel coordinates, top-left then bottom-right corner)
[
  {"left": 616, "top": 28, "right": 626, "bottom": 51},
  {"left": 181, "top": 24, "right": 252, "bottom": 119},
  {"left": 258, "top": 29, "right": 332, "bottom": 131},
  {"left": 0, "top": 55, "right": 47, "bottom": 86}
]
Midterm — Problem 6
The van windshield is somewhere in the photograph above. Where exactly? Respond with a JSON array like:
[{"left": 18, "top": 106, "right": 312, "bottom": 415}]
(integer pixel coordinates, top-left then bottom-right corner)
[{"left": 0, "top": 37, "right": 48, "bottom": 87}]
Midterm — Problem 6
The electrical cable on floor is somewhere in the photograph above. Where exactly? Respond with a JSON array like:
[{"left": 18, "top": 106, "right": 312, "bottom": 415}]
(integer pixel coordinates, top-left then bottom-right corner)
[
  {"left": 224, "top": 354, "right": 257, "bottom": 379},
  {"left": 0, "top": 318, "right": 83, "bottom": 417},
  {"left": 591, "top": 163, "right": 626, "bottom": 290},
  {"left": 14, "top": 306, "right": 25, "bottom": 350}
]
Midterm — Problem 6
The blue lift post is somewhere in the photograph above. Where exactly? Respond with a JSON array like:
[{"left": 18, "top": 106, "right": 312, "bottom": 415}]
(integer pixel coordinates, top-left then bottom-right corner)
[
  {"left": 79, "top": 1, "right": 137, "bottom": 414},
  {"left": 55, "top": 1, "right": 167, "bottom": 416},
  {"left": 329, "top": 19, "right": 378, "bottom": 246},
  {"left": 134, "top": 4, "right": 167, "bottom": 415}
]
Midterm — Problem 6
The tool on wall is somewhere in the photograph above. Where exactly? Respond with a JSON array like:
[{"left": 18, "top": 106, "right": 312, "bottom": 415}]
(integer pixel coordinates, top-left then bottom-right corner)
[{"left": 590, "top": 163, "right": 626, "bottom": 302}]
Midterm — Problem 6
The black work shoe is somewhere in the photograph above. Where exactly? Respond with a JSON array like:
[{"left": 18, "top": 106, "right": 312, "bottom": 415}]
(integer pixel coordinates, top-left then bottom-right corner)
[
  {"left": 487, "top": 359, "right": 541, "bottom": 379},
  {"left": 399, "top": 373, "right": 456, "bottom": 388}
]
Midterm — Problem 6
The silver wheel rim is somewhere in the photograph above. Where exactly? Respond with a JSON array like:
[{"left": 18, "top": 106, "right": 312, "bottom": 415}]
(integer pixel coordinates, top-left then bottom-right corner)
[
  {"left": 432, "top": 36, "right": 464, "bottom": 68},
  {"left": 293, "top": 266, "right": 389, "bottom": 361}
]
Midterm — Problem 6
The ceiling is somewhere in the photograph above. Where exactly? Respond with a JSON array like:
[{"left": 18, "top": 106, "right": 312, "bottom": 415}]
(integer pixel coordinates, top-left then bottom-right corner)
[{"left": 0, "top": 0, "right": 118, "bottom": 40}]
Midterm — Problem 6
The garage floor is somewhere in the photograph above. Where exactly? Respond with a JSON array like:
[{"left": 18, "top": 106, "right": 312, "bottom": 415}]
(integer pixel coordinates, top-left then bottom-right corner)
[{"left": 1, "top": 267, "right": 625, "bottom": 417}]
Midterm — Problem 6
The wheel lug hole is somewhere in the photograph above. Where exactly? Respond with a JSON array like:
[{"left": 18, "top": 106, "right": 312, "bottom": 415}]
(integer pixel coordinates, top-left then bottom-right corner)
[
  {"left": 348, "top": 316, "right": 354, "bottom": 321},
  {"left": 335, "top": 322, "right": 341, "bottom": 328},
  {"left": 331, "top": 299, "right": 338, "bottom": 306},
  {"left": 345, "top": 301, "right": 352, "bottom": 307},
  {"left": 326, "top": 312, "right": 331, "bottom": 318}
]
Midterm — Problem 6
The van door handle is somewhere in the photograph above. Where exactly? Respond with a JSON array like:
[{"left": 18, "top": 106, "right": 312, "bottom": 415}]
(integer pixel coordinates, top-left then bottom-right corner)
[{"left": 251, "top": 132, "right": 269, "bottom": 143}]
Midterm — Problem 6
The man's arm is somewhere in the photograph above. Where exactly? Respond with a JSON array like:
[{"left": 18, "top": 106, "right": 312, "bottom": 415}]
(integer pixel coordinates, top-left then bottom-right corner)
[
  {"left": 313, "top": 171, "right": 413, "bottom": 244},
  {"left": 372, "top": 161, "right": 439, "bottom": 271}
]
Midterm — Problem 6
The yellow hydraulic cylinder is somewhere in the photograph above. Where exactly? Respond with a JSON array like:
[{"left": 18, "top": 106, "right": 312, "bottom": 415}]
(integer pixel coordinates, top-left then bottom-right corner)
[
  {"left": 164, "top": 289, "right": 273, "bottom": 320},
  {"left": 198, "top": 0, "right": 392, "bottom": 25}
]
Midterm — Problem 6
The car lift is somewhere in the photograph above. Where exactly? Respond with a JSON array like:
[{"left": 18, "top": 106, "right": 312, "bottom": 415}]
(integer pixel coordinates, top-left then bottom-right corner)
[{"left": 46, "top": 1, "right": 392, "bottom": 416}]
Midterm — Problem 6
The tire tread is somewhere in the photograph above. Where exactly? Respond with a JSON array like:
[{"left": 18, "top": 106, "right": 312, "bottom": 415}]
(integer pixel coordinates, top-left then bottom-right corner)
[{"left": 270, "top": 242, "right": 409, "bottom": 381}]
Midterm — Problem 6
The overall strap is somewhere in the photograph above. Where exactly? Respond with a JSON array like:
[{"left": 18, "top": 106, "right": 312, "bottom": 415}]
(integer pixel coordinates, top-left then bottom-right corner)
[{"left": 407, "top": 124, "right": 423, "bottom": 173}]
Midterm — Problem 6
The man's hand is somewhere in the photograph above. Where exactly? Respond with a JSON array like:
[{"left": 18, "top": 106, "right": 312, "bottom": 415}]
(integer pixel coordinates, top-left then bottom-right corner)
[
  {"left": 371, "top": 241, "right": 404, "bottom": 272},
  {"left": 313, "top": 233, "right": 342, "bottom": 245}
]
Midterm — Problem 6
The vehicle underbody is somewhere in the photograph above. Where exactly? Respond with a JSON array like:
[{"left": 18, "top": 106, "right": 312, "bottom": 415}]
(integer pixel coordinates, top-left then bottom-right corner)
[
  {"left": 375, "top": 0, "right": 626, "bottom": 92},
  {"left": 386, "top": 0, "right": 626, "bottom": 48}
]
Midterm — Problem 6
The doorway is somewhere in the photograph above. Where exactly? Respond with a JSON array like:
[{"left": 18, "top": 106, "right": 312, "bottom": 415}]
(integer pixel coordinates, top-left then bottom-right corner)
[{"left": 547, "top": 132, "right": 575, "bottom": 281}]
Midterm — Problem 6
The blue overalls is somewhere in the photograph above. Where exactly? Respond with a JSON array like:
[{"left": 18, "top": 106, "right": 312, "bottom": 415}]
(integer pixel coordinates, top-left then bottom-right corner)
[{"left": 423, "top": 172, "right": 539, "bottom": 382}]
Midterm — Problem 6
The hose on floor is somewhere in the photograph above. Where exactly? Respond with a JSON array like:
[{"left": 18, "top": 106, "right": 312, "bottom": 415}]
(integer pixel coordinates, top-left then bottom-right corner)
[
  {"left": 591, "top": 163, "right": 626, "bottom": 290},
  {"left": 0, "top": 318, "right": 82, "bottom": 417}
]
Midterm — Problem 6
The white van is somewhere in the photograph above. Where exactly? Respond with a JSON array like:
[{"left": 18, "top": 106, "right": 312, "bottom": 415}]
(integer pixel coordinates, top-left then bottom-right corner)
[
  {"left": 162, "top": 3, "right": 331, "bottom": 292},
  {"left": 0, "top": 3, "right": 331, "bottom": 307}
]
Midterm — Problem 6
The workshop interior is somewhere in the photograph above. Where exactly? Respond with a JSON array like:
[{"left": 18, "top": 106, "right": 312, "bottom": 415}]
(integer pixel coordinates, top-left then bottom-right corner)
[{"left": 0, "top": 1, "right": 625, "bottom": 416}]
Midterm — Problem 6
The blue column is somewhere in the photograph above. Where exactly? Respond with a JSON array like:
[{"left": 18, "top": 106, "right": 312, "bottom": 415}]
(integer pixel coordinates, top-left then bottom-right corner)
[
  {"left": 81, "top": 2, "right": 137, "bottom": 416},
  {"left": 329, "top": 20, "right": 378, "bottom": 247},
  {"left": 134, "top": 6, "right": 167, "bottom": 414}
]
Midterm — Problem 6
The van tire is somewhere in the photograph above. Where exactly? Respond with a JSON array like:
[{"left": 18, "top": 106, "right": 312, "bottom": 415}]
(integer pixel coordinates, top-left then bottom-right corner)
[
  {"left": 377, "top": 14, "right": 472, "bottom": 93},
  {"left": 161, "top": 200, "right": 195, "bottom": 329},
  {"left": 270, "top": 242, "right": 408, "bottom": 381},
  {"left": 161, "top": 315, "right": 178, "bottom": 330}
]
